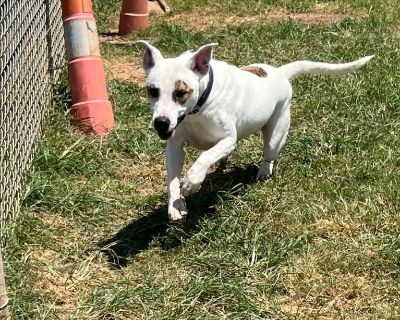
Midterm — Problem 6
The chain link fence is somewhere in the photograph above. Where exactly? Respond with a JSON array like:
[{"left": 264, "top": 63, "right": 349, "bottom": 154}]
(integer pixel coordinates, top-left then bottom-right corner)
[{"left": 0, "top": 0, "right": 65, "bottom": 233}]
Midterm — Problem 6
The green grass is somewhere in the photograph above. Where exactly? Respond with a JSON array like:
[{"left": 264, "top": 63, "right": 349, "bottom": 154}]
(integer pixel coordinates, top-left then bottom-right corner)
[{"left": 5, "top": 0, "right": 400, "bottom": 319}]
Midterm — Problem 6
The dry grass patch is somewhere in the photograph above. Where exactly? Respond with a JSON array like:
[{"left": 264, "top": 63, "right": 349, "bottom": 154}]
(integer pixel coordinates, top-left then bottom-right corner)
[
  {"left": 27, "top": 213, "right": 81, "bottom": 316},
  {"left": 165, "top": 12, "right": 344, "bottom": 32},
  {"left": 163, "top": 4, "right": 366, "bottom": 32},
  {"left": 104, "top": 56, "right": 145, "bottom": 84},
  {"left": 29, "top": 248, "right": 78, "bottom": 317},
  {"left": 29, "top": 245, "right": 122, "bottom": 318},
  {"left": 28, "top": 213, "right": 123, "bottom": 317},
  {"left": 116, "top": 150, "right": 200, "bottom": 198},
  {"left": 116, "top": 154, "right": 166, "bottom": 197},
  {"left": 279, "top": 258, "right": 374, "bottom": 317},
  {"left": 312, "top": 215, "right": 361, "bottom": 239}
]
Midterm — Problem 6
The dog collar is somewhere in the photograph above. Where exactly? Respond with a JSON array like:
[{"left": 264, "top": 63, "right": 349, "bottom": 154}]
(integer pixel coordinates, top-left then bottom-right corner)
[{"left": 189, "top": 66, "right": 214, "bottom": 115}]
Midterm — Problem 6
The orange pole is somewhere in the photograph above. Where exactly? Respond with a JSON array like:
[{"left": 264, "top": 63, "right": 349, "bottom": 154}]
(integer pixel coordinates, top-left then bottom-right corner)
[
  {"left": 119, "top": 0, "right": 149, "bottom": 36},
  {"left": 61, "top": 0, "right": 114, "bottom": 137},
  {"left": 61, "top": 0, "right": 92, "bottom": 16}
]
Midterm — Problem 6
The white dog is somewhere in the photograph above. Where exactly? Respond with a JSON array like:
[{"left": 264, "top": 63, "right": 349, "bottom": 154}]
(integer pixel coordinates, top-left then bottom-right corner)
[{"left": 137, "top": 41, "right": 372, "bottom": 221}]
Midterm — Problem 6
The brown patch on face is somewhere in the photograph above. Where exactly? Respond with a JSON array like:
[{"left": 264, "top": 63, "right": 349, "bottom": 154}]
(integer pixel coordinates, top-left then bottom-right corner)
[
  {"left": 241, "top": 66, "right": 268, "bottom": 77},
  {"left": 173, "top": 80, "right": 193, "bottom": 104}
]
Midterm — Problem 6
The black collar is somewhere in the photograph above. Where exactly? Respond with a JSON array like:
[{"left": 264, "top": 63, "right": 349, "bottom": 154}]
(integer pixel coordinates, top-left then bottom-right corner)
[{"left": 188, "top": 66, "right": 214, "bottom": 115}]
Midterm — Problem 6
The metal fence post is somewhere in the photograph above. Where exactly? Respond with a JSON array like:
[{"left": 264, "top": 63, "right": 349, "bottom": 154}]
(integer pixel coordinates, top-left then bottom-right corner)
[{"left": 0, "top": 250, "right": 10, "bottom": 319}]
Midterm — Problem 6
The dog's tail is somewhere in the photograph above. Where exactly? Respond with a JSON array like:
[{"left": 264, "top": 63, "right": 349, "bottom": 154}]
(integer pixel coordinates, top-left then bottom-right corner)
[{"left": 279, "top": 56, "right": 374, "bottom": 81}]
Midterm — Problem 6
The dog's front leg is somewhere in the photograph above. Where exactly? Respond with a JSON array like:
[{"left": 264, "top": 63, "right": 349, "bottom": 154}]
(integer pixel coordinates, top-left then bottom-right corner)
[
  {"left": 181, "top": 135, "right": 237, "bottom": 196},
  {"left": 166, "top": 138, "right": 187, "bottom": 221}
]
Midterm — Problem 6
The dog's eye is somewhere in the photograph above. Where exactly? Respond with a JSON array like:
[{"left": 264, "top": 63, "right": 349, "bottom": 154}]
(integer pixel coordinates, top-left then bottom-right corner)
[{"left": 147, "top": 87, "right": 160, "bottom": 99}]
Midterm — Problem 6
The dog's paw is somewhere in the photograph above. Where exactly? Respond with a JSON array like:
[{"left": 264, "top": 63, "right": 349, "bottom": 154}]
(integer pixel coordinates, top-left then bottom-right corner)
[
  {"left": 256, "top": 160, "right": 274, "bottom": 181},
  {"left": 168, "top": 197, "right": 188, "bottom": 221},
  {"left": 180, "top": 173, "right": 204, "bottom": 196}
]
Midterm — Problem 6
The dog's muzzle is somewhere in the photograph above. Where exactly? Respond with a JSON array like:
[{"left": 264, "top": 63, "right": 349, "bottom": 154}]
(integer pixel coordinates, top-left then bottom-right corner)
[
  {"left": 154, "top": 116, "right": 175, "bottom": 140},
  {"left": 153, "top": 114, "right": 187, "bottom": 140},
  {"left": 153, "top": 116, "right": 172, "bottom": 140}
]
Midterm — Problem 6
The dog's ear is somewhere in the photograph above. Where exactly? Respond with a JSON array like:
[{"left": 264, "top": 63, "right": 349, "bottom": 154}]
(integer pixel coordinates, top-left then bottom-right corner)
[
  {"left": 189, "top": 43, "right": 218, "bottom": 76},
  {"left": 135, "top": 40, "right": 163, "bottom": 74}
]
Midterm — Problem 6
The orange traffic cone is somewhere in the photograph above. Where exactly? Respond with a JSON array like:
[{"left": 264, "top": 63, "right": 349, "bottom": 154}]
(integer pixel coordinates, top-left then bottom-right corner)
[
  {"left": 119, "top": 0, "right": 149, "bottom": 36},
  {"left": 61, "top": 0, "right": 114, "bottom": 137}
]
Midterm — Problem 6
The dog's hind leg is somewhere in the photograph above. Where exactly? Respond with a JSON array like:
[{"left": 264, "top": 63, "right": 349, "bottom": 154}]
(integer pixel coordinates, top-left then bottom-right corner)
[{"left": 257, "top": 100, "right": 291, "bottom": 180}]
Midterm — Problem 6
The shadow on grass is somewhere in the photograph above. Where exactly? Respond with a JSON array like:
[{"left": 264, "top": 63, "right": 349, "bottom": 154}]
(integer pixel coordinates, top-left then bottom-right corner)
[
  {"left": 98, "top": 31, "right": 119, "bottom": 37},
  {"left": 99, "top": 163, "right": 259, "bottom": 268}
]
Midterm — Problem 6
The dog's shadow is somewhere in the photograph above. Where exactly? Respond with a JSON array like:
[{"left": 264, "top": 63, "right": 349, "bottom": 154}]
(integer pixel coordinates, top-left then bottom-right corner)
[{"left": 98, "top": 163, "right": 259, "bottom": 268}]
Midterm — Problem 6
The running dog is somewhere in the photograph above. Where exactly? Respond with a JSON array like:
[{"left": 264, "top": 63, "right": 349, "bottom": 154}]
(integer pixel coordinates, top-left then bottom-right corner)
[{"left": 136, "top": 40, "right": 373, "bottom": 221}]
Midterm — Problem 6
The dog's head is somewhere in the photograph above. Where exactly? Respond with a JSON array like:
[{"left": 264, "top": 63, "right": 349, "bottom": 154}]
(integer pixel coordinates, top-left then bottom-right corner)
[{"left": 136, "top": 41, "right": 217, "bottom": 140}]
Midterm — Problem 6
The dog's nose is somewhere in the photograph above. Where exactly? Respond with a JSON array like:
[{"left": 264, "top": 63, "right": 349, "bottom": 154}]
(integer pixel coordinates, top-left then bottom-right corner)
[{"left": 154, "top": 116, "right": 170, "bottom": 132}]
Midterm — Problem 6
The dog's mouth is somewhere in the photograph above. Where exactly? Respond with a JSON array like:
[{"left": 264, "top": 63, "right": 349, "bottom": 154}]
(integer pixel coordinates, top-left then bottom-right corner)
[
  {"left": 157, "top": 130, "right": 174, "bottom": 140},
  {"left": 155, "top": 114, "right": 187, "bottom": 140},
  {"left": 177, "top": 114, "right": 186, "bottom": 124}
]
